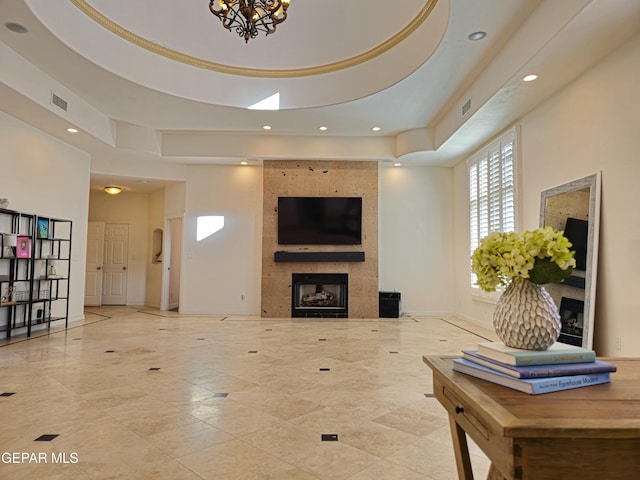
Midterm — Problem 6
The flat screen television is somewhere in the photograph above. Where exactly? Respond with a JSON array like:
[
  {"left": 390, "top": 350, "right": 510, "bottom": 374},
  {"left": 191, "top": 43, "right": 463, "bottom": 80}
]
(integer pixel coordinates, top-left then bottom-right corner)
[
  {"left": 277, "top": 197, "right": 362, "bottom": 245},
  {"left": 564, "top": 217, "right": 588, "bottom": 271}
]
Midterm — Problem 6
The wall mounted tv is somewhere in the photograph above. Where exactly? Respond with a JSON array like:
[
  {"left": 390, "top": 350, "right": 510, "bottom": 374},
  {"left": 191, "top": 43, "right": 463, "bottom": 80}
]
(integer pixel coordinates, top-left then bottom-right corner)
[{"left": 277, "top": 197, "right": 362, "bottom": 245}]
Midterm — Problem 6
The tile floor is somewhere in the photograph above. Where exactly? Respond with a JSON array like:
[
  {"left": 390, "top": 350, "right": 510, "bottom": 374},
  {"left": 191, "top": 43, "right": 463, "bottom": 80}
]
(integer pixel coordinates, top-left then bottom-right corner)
[{"left": 0, "top": 307, "right": 498, "bottom": 479}]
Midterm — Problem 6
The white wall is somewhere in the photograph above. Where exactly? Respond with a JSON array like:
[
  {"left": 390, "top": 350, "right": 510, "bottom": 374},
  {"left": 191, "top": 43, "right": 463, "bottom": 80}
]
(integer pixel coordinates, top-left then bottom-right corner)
[
  {"left": 453, "top": 33, "right": 640, "bottom": 356},
  {"left": 0, "top": 111, "right": 89, "bottom": 323},
  {"left": 379, "top": 165, "right": 455, "bottom": 316},
  {"left": 145, "top": 189, "right": 165, "bottom": 308},
  {"left": 180, "top": 164, "right": 263, "bottom": 314}
]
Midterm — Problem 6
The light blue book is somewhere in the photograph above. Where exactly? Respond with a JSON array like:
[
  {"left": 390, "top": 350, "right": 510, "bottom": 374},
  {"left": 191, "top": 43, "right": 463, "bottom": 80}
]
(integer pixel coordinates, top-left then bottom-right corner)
[
  {"left": 476, "top": 341, "right": 596, "bottom": 366},
  {"left": 462, "top": 350, "right": 616, "bottom": 378},
  {"left": 452, "top": 358, "right": 611, "bottom": 395}
]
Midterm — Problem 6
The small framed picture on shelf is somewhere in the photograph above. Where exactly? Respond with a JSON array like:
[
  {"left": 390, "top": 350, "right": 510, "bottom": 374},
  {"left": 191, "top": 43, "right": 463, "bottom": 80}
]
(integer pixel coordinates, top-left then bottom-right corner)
[
  {"left": 37, "top": 218, "right": 49, "bottom": 239},
  {"left": 16, "top": 235, "right": 30, "bottom": 258}
]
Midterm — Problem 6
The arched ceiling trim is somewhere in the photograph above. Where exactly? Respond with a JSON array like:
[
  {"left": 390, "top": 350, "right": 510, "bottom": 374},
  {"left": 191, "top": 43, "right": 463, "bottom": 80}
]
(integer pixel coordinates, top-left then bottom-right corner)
[{"left": 69, "top": 0, "right": 439, "bottom": 79}]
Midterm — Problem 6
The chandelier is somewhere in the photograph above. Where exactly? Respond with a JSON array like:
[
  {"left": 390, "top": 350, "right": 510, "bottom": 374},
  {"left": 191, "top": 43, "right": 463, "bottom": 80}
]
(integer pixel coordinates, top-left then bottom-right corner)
[{"left": 209, "top": 0, "right": 291, "bottom": 43}]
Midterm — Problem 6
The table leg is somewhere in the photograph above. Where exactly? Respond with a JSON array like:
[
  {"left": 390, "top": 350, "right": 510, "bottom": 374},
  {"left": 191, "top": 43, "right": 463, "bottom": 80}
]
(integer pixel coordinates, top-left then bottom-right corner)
[{"left": 449, "top": 416, "right": 474, "bottom": 480}]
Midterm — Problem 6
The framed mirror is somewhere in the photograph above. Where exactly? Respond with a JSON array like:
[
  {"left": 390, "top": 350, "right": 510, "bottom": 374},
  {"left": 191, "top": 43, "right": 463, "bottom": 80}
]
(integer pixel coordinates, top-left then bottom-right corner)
[{"left": 539, "top": 172, "right": 601, "bottom": 349}]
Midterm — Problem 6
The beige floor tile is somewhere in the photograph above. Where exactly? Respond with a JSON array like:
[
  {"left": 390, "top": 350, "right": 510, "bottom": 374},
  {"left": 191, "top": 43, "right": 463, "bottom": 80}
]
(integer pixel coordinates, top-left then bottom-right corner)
[
  {"left": 371, "top": 405, "right": 448, "bottom": 437},
  {"left": 282, "top": 440, "right": 381, "bottom": 480},
  {"left": 338, "top": 420, "right": 421, "bottom": 458},
  {"left": 145, "top": 420, "right": 235, "bottom": 458},
  {"left": 0, "top": 309, "right": 493, "bottom": 480},
  {"left": 385, "top": 436, "right": 460, "bottom": 479},
  {"left": 232, "top": 458, "right": 321, "bottom": 479},
  {"left": 348, "top": 459, "right": 435, "bottom": 480},
  {"left": 176, "top": 439, "right": 276, "bottom": 480},
  {"left": 239, "top": 419, "right": 320, "bottom": 458},
  {"left": 230, "top": 390, "right": 325, "bottom": 420}
]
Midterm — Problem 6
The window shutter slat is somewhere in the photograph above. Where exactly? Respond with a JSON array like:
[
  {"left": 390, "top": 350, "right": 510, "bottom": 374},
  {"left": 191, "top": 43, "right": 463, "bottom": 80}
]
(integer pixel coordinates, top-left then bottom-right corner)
[{"left": 468, "top": 129, "right": 518, "bottom": 286}]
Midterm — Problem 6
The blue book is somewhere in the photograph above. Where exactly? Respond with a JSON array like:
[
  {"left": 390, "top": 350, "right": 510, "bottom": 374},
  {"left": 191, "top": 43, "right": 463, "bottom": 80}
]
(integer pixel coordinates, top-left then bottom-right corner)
[
  {"left": 477, "top": 341, "right": 596, "bottom": 366},
  {"left": 452, "top": 358, "right": 611, "bottom": 395},
  {"left": 462, "top": 350, "right": 616, "bottom": 378}
]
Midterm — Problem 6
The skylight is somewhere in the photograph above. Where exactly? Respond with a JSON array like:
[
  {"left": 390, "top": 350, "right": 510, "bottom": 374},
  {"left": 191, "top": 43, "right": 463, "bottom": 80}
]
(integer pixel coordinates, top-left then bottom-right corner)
[{"left": 248, "top": 93, "right": 280, "bottom": 110}]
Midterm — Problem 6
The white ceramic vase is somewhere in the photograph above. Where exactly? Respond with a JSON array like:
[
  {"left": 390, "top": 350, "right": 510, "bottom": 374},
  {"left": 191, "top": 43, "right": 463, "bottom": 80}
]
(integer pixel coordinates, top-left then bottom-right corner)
[{"left": 493, "top": 278, "right": 561, "bottom": 350}]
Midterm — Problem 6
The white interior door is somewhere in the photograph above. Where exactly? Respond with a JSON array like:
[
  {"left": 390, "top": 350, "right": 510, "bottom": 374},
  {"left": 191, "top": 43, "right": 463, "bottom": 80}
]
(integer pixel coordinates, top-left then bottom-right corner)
[
  {"left": 102, "top": 223, "right": 129, "bottom": 305},
  {"left": 84, "top": 221, "right": 105, "bottom": 306}
]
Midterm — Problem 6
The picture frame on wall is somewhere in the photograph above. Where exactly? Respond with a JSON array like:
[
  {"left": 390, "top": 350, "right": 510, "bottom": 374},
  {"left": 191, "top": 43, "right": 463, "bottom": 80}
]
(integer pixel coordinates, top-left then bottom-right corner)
[
  {"left": 37, "top": 218, "right": 49, "bottom": 239},
  {"left": 16, "top": 235, "right": 30, "bottom": 258}
]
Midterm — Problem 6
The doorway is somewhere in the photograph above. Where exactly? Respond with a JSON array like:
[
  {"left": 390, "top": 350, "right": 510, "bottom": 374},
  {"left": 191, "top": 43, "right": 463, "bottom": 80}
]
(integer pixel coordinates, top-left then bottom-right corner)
[
  {"left": 162, "top": 217, "right": 182, "bottom": 311},
  {"left": 84, "top": 222, "right": 129, "bottom": 306}
]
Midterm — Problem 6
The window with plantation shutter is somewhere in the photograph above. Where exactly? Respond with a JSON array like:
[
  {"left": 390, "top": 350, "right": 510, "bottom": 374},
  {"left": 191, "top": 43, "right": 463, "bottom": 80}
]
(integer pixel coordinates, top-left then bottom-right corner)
[{"left": 468, "top": 129, "right": 517, "bottom": 288}]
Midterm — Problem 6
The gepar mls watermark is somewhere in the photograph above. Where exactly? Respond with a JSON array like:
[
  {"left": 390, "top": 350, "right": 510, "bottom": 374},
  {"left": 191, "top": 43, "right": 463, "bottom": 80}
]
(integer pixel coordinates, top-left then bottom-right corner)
[{"left": 2, "top": 452, "right": 79, "bottom": 464}]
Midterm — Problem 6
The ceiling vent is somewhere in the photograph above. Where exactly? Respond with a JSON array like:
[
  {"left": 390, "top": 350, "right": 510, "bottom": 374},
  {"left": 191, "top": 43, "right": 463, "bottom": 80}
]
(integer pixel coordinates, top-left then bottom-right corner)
[
  {"left": 462, "top": 98, "right": 471, "bottom": 116},
  {"left": 51, "top": 92, "right": 68, "bottom": 112}
]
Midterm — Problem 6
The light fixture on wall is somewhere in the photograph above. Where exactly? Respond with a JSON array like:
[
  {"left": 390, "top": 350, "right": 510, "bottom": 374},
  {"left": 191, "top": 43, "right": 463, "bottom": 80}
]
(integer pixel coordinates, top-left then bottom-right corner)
[
  {"left": 209, "top": 0, "right": 291, "bottom": 43},
  {"left": 104, "top": 186, "right": 122, "bottom": 195}
]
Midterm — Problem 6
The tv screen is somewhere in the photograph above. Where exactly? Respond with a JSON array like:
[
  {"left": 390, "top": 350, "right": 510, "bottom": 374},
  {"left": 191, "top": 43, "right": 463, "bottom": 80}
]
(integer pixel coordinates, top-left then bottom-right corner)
[
  {"left": 278, "top": 197, "right": 362, "bottom": 245},
  {"left": 564, "top": 217, "right": 588, "bottom": 271}
]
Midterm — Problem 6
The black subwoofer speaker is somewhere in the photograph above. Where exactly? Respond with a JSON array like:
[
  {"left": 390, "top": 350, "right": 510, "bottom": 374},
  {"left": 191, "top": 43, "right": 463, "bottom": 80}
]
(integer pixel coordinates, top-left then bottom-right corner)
[{"left": 379, "top": 291, "right": 401, "bottom": 318}]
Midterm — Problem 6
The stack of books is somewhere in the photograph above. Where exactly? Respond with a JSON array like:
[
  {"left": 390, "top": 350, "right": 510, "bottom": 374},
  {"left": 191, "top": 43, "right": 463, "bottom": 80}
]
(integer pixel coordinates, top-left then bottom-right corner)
[{"left": 453, "top": 341, "right": 616, "bottom": 395}]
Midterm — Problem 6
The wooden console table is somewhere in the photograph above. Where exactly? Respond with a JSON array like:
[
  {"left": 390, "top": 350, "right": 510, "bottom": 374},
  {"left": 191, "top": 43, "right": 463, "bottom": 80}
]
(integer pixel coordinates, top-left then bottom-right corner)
[{"left": 423, "top": 356, "right": 640, "bottom": 480}]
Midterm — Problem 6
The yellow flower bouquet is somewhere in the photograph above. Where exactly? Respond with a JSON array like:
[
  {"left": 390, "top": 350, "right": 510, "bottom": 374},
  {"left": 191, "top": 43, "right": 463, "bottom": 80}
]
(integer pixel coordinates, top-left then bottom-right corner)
[{"left": 471, "top": 226, "right": 576, "bottom": 292}]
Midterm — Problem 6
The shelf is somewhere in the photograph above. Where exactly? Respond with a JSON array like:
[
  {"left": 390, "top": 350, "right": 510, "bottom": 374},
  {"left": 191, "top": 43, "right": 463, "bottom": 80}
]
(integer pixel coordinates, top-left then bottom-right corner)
[
  {"left": 274, "top": 251, "right": 365, "bottom": 263},
  {"left": 0, "top": 210, "right": 72, "bottom": 339}
]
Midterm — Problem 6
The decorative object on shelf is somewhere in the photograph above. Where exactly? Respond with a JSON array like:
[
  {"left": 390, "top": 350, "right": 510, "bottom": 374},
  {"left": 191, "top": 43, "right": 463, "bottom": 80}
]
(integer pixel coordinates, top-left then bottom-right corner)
[
  {"left": 16, "top": 235, "right": 30, "bottom": 258},
  {"left": 1, "top": 285, "right": 14, "bottom": 304},
  {"left": 471, "top": 227, "right": 576, "bottom": 350},
  {"left": 37, "top": 217, "right": 49, "bottom": 238},
  {"left": 209, "top": 0, "right": 291, "bottom": 43},
  {"left": 2, "top": 234, "right": 16, "bottom": 257},
  {"left": 48, "top": 264, "right": 57, "bottom": 277},
  {"left": 14, "top": 290, "right": 29, "bottom": 302}
]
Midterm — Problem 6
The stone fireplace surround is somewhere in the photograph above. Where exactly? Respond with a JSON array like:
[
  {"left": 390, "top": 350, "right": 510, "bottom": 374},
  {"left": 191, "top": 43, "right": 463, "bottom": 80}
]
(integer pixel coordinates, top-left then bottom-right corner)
[{"left": 261, "top": 160, "right": 379, "bottom": 318}]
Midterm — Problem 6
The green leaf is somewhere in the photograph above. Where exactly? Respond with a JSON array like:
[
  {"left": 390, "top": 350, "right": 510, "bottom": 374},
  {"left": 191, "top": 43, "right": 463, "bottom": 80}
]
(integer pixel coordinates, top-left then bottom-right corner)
[{"left": 528, "top": 256, "right": 573, "bottom": 284}]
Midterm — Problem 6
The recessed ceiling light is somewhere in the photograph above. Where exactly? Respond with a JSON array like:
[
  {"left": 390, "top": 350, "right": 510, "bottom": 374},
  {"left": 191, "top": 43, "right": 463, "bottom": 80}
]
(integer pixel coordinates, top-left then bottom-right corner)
[
  {"left": 5, "top": 22, "right": 28, "bottom": 34},
  {"left": 240, "top": 161, "right": 248, "bottom": 165},
  {"left": 393, "top": 163, "right": 402, "bottom": 167},
  {"left": 468, "top": 31, "right": 486, "bottom": 41},
  {"left": 319, "top": 126, "right": 328, "bottom": 131},
  {"left": 263, "top": 125, "right": 271, "bottom": 130},
  {"left": 66, "top": 128, "right": 78, "bottom": 133},
  {"left": 523, "top": 74, "right": 538, "bottom": 82},
  {"left": 372, "top": 127, "right": 381, "bottom": 132}
]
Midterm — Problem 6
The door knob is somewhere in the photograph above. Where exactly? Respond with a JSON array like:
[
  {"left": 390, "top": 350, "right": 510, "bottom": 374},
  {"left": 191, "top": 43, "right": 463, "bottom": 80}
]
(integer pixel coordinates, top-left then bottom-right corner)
[
  {"left": 97, "top": 266, "right": 102, "bottom": 270},
  {"left": 122, "top": 266, "right": 127, "bottom": 270}
]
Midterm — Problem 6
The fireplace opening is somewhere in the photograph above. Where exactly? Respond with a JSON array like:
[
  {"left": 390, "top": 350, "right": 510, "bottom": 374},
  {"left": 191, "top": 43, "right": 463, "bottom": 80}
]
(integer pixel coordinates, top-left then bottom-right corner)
[{"left": 292, "top": 273, "right": 348, "bottom": 318}]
